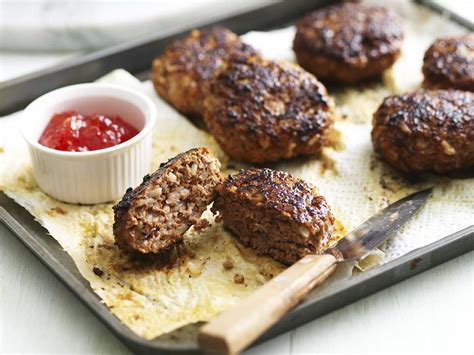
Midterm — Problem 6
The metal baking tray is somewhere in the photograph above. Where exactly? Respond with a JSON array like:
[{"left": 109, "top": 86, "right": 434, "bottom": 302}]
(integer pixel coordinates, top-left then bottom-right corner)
[{"left": 1, "top": 0, "right": 473, "bottom": 353}]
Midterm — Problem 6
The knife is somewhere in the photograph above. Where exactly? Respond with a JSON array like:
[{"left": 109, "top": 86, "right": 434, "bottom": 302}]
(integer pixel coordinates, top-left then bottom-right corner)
[{"left": 198, "top": 188, "right": 432, "bottom": 354}]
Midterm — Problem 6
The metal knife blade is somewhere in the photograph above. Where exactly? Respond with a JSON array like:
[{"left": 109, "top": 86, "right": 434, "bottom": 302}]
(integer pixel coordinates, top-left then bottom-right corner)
[{"left": 326, "top": 188, "right": 432, "bottom": 261}]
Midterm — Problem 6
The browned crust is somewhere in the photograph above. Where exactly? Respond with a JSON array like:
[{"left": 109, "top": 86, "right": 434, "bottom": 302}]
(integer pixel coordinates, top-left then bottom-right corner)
[
  {"left": 293, "top": 3, "right": 403, "bottom": 83},
  {"left": 151, "top": 26, "right": 257, "bottom": 115},
  {"left": 371, "top": 90, "right": 474, "bottom": 174},
  {"left": 213, "top": 168, "right": 335, "bottom": 265},
  {"left": 422, "top": 34, "right": 474, "bottom": 91},
  {"left": 113, "top": 148, "right": 221, "bottom": 253},
  {"left": 203, "top": 56, "right": 334, "bottom": 163},
  {"left": 295, "top": 49, "right": 399, "bottom": 84}
]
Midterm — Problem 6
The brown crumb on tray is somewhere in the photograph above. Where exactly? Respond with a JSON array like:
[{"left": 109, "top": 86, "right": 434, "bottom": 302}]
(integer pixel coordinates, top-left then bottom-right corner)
[
  {"left": 233, "top": 274, "right": 245, "bottom": 284},
  {"left": 256, "top": 274, "right": 266, "bottom": 284},
  {"left": 186, "top": 261, "right": 202, "bottom": 277},
  {"left": 379, "top": 177, "right": 390, "bottom": 190},
  {"left": 222, "top": 260, "right": 234, "bottom": 270},
  {"left": 378, "top": 196, "right": 391, "bottom": 209},
  {"left": 92, "top": 267, "right": 104, "bottom": 277},
  {"left": 370, "top": 157, "right": 377, "bottom": 171},
  {"left": 319, "top": 152, "right": 338, "bottom": 175},
  {"left": 49, "top": 206, "right": 68, "bottom": 215},
  {"left": 326, "top": 127, "right": 345, "bottom": 152},
  {"left": 193, "top": 218, "right": 210, "bottom": 232},
  {"left": 410, "top": 257, "right": 423, "bottom": 270}
]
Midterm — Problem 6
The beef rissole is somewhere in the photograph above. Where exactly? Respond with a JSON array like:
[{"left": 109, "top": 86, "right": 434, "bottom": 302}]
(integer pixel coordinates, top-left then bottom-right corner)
[
  {"left": 204, "top": 56, "right": 334, "bottom": 163},
  {"left": 113, "top": 148, "right": 221, "bottom": 253},
  {"left": 372, "top": 90, "right": 474, "bottom": 174},
  {"left": 151, "top": 27, "right": 257, "bottom": 116},
  {"left": 293, "top": 2, "right": 403, "bottom": 83},
  {"left": 422, "top": 34, "right": 474, "bottom": 91},
  {"left": 213, "top": 168, "right": 335, "bottom": 265}
]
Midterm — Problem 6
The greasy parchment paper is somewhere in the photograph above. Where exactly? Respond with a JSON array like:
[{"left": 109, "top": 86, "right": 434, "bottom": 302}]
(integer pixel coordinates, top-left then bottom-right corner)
[{"left": 0, "top": 0, "right": 472, "bottom": 340}]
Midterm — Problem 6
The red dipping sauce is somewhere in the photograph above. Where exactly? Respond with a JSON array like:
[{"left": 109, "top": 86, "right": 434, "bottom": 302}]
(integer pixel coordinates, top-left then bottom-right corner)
[{"left": 39, "top": 111, "right": 139, "bottom": 152}]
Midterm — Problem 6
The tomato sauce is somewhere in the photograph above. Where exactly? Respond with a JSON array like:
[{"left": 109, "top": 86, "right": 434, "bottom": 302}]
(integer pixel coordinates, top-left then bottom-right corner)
[{"left": 38, "top": 111, "right": 139, "bottom": 152}]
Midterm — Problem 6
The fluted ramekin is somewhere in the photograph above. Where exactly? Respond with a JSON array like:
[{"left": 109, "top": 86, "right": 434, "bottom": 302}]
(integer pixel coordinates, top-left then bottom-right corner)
[{"left": 21, "top": 83, "right": 156, "bottom": 204}]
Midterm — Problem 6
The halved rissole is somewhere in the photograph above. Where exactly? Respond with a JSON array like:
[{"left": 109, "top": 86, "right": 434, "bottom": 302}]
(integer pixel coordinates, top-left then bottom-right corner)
[
  {"left": 113, "top": 148, "right": 221, "bottom": 253},
  {"left": 212, "top": 168, "right": 335, "bottom": 265}
]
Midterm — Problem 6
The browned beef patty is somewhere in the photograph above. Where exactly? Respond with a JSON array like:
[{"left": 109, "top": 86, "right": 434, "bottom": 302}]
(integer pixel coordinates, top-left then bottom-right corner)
[
  {"left": 422, "top": 34, "right": 474, "bottom": 91},
  {"left": 113, "top": 148, "right": 221, "bottom": 253},
  {"left": 212, "top": 168, "right": 335, "bottom": 265},
  {"left": 371, "top": 90, "right": 474, "bottom": 174},
  {"left": 151, "top": 27, "right": 256, "bottom": 116},
  {"left": 293, "top": 3, "right": 403, "bottom": 83},
  {"left": 203, "top": 56, "right": 334, "bottom": 163}
]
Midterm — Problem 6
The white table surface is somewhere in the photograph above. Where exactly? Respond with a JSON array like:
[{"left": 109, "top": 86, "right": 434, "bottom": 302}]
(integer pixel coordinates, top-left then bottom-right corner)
[
  {"left": 0, "top": 0, "right": 273, "bottom": 51},
  {"left": 1, "top": 11, "right": 473, "bottom": 355}
]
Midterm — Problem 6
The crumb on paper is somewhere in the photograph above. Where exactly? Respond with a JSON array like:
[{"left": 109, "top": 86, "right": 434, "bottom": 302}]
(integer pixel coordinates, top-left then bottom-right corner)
[
  {"left": 234, "top": 274, "right": 245, "bottom": 284},
  {"left": 320, "top": 151, "right": 338, "bottom": 175},
  {"left": 48, "top": 206, "right": 68, "bottom": 216},
  {"left": 378, "top": 196, "right": 391, "bottom": 209},
  {"left": 256, "top": 273, "right": 266, "bottom": 284},
  {"left": 223, "top": 260, "right": 234, "bottom": 270},
  {"left": 326, "top": 127, "right": 345, "bottom": 152},
  {"left": 93, "top": 267, "right": 104, "bottom": 277},
  {"left": 186, "top": 260, "right": 202, "bottom": 277},
  {"left": 215, "top": 213, "right": 223, "bottom": 223},
  {"left": 193, "top": 218, "right": 210, "bottom": 231}
]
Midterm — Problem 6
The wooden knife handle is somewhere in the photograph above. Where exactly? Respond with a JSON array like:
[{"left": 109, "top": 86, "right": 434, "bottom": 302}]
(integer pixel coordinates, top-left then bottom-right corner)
[{"left": 198, "top": 253, "right": 337, "bottom": 354}]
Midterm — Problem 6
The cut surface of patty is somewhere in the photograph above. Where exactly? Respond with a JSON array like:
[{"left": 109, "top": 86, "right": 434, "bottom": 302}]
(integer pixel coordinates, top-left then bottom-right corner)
[
  {"left": 151, "top": 26, "right": 257, "bottom": 116},
  {"left": 422, "top": 34, "right": 474, "bottom": 91},
  {"left": 293, "top": 3, "right": 403, "bottom": 83},
  {"left": 372, "top": 90, "right": 474, "bottom": 174},
  {"left": 113, "top": 148, "right": 221, "bottom": 253},
  {"left": 212, "top": 168, "right": 335, "bottom": 265},
  {"left": 204, "top": 56, "right": 334, "bottom": 163}
]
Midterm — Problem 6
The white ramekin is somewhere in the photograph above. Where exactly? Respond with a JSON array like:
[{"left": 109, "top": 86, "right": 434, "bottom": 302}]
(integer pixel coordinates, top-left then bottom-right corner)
[{"left": 21, "top": 83, "right": 156, "bottom": 204}]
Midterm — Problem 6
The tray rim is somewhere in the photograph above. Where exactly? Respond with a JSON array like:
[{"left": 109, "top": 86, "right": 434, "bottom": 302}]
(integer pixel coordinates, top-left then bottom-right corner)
[{"left": 1, "top": 0, "right": 473, "bottom": 353}]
